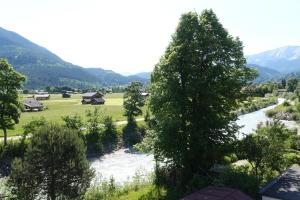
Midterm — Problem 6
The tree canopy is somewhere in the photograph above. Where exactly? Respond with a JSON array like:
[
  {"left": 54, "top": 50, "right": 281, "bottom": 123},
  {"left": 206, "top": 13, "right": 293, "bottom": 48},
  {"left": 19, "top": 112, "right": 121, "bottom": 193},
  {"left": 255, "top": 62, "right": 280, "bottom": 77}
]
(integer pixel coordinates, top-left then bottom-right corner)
[
  {"left": 7, "top": 124, "right": 94, "bottom": 200},
  {"left": 150, "top": 10, "right": 256, "bottom": 185},
  {"left": 0, "top": 59, "right": 25, "bottom": 145}
]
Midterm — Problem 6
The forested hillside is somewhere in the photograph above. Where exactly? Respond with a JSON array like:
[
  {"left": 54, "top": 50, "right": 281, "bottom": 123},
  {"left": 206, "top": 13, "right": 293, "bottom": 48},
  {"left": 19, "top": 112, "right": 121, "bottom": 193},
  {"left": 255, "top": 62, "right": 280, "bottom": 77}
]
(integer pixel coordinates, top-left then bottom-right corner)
[{"left": 0, "top": 27, "right": 147, "bottom": 89}]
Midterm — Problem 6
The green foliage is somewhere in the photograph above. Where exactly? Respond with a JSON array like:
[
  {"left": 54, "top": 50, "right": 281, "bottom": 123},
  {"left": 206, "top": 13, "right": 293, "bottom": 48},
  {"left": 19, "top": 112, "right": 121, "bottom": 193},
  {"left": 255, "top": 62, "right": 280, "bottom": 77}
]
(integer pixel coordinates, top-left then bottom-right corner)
[
  {"left": 7, "top": 124, "right": 94, "bottom": 200},
  {"left": 286, "top": 77, "right": 298, "bottom": 92},
  {"left": 22, "top": 117, "right": 47, "bottom": 140},
  {"left": 238, "top": 97, "right": 277, "bottom": 115},
  {"left": 0, "top": 140, "right": 26, "bottom": 167},
  {"left": 295, "top": 81, "right": 300, "bottom": 101},
  {"left": 150, "top": 9, "right": 256, "bottom": 186},
  {"left": 62, "top": 114, "right": 84, "bottom": 135},
  {"left": 246, "top": 82, "right": 278, "bottom": 97},
  {"left": 0, "top": 59, "right": 26, "bottom": 145},
  {"left": 84, "top": 173, "right": 159, "bottom": 200},
  {"left": 85, "top": 108, "right": 105, "bottom": 155},
  {"left": 237, "top": 120, "right": 295, "bottom": 183},
  {"left": 213, "top": 167, "right": 259, "bottom": 198},
  {"left": 123, "top": 82, "right": 145, "bottom": 120},
  {"left": 266, "top": 102, "right": 300, "bottom": 121},
  {"left": 102, "top": 116, "right": 118, "bottom": 151},
  {"left": 85, "top": 108, "right": 119, "bottom": 155},
  {"left": 134, "top": 130, "right": 157, "bottom": 153}
]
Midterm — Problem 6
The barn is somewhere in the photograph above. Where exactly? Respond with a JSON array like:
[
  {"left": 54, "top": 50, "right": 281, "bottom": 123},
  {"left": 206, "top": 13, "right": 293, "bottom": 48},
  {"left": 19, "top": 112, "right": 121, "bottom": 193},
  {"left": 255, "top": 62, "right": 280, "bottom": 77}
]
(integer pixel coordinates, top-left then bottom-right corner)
[{"left": 81, "top": 92, "right": 105, "bottom": 105}]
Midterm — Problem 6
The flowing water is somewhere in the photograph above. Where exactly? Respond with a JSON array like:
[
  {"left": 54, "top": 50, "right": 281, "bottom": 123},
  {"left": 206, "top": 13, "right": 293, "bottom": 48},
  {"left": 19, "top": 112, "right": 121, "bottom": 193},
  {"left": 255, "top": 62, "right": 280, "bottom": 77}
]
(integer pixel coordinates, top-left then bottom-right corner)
[
  {"left": 1, "top": 98, "right": 298, "bottom": 190},
  {"left": 90, "top": 98, "right": 299, "bottom": 184}
]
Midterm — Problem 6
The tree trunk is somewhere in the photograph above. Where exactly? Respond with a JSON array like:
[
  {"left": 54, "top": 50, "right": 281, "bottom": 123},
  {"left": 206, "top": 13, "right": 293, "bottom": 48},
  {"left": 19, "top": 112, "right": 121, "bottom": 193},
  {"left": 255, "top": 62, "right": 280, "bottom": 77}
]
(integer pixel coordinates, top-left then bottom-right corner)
[{"left": 3, "top": 128, "right": 7, "bottom": 146}]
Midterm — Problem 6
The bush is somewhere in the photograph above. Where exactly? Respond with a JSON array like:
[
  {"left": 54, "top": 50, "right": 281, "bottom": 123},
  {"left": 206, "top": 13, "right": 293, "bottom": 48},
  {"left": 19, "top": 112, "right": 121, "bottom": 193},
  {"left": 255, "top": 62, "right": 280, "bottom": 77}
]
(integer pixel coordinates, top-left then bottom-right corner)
[
  {"left": 0, "top": 140, "right": 26, "bottom": 176},
  {"left": 283, "top": 101, "right": 291, "bottom": 106},
  {"left": 213, "top": 167, "right": 259, "bottom": 198},
  {"left": 7, "top": 124, "right": 94, "bottom": 200}
]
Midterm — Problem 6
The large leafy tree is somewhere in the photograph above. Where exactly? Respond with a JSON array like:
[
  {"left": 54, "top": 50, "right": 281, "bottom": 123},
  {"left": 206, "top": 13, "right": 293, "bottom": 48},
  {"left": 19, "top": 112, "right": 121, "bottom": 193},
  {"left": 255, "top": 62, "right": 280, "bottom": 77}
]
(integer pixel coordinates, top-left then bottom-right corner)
[
  {"left": 286, "top": 77, "right": 298, "bottom": 92},
  {"left": 0, "top": 59, "right": 26, "bottom": 146},
  {"left": 123, "top": 81, "right": 145, "bottom": 121},
  {"left": 123, "top": 82, "right": 145, "bottom": 146},
  {"left": 150, "top": 10, "right": 256, "bottom": 184},
  {"left": 7, "top": 124, "right": 94, "bottom": 200}
]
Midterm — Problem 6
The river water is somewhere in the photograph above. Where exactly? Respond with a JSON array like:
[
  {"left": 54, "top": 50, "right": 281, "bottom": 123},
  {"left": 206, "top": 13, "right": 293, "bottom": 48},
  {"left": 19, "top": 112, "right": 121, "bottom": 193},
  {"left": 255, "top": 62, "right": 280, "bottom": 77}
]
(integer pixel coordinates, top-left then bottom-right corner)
[
  {"left": 1, "top": 98, "right": 298, "bottom": 191},
  {"left": 90, "top": 98, "right": 299, "bottom": 184}
]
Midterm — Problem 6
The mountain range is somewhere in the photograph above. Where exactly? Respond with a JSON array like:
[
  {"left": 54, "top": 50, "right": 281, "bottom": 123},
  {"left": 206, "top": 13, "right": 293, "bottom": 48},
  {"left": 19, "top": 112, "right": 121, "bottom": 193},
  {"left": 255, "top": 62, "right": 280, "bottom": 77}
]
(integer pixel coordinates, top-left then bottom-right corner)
[
  {"left": 0, "top": 27, "right": 147, "bottom": 89},
  {"left": 1, "top": 26, "right": 300, "bottom": 88},
  {"left": 247, "top": 46, "right": 300, "bottom": 74}
]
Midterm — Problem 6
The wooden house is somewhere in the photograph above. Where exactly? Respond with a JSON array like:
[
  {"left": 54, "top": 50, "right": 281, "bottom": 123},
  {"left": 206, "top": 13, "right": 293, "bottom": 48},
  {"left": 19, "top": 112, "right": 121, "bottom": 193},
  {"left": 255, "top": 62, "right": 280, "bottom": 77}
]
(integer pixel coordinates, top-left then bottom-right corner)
[
  {"left": 23, "top": 98, "right": 44, "bottom": 112},
  {"left": 34, "top": 94, "right": 50, "bottom": 100},
  {"left": 81, "top": 92, "right": 105, "bottom": 105},
  {"left": 62, "top": 93, "right": 71, "bottom": 98}
]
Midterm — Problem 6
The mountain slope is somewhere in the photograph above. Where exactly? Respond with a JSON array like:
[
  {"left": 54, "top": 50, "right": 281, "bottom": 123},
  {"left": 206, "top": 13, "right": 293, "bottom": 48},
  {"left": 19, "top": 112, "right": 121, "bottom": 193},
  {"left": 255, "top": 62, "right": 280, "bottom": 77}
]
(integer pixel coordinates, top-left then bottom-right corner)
[
  {"left": 247, "top": 46, "right": 300, "bottom": 73},
  {"left": 84, "top": 68, "right": 148, "bottom": 86},
  {"left": 247, "top": 64, "right": 282, "bottom": 82},
  {"left": 0, "top": 27, "right": 147, "bottom": 89}
]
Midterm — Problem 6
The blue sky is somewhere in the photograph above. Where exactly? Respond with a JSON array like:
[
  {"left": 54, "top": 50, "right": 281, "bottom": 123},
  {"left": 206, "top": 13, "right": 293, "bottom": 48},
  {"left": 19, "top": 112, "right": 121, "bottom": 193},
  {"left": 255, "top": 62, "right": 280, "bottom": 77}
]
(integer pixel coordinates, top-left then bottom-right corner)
[{"left": 0, "top": 0, "right": 300, "bottom": 74}]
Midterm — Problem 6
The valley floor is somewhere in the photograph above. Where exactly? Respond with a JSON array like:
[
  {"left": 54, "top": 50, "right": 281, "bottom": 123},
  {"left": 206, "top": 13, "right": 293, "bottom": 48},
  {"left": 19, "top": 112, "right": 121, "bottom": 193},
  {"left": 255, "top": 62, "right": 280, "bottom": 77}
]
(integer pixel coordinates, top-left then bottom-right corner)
[{"left": 0, "top": 93, "right": 145, "bottom": 137}]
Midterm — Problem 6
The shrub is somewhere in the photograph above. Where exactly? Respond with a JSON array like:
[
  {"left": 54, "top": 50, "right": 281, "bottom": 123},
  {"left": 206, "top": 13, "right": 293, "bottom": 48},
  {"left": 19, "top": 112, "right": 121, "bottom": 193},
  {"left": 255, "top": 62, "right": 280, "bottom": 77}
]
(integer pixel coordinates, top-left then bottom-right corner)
[
  {"left": 213, "top": 167, "right": 259, "bottom": 198},
  {"left": 7, "top": 124, "right": 94, "bottom": 200}
]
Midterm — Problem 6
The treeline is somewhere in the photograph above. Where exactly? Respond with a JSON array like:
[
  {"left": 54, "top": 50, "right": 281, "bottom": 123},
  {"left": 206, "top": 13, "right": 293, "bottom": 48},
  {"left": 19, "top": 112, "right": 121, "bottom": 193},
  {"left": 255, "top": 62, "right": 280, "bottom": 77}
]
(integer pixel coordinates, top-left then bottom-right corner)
[{"left": 246, "top": 77, "right": 300, "bottom": 97}]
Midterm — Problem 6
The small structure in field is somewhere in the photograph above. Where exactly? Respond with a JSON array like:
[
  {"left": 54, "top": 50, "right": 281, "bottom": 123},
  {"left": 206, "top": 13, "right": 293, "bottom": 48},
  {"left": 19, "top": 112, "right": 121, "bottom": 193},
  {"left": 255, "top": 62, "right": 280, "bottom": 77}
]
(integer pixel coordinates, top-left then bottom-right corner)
[
  {"left": 34, "top": 94, "right": 50, "bottom": 100},
  {"left": 81, "top": 92, "right": 105, "bottom": 105},
  {"left": 181, "top": 186, "right": 253, "bottom": 200},
  {"left": 277, "top": 89, "right": 287, "bottom": 93},
  {"left": 141, "top": 92, "right": 150, "bottom": 97},
  {"left": 260, "top": 165, "right": 300, "bottom": 200},
  {"left": 62, "top": 93, "right": 71, "bottom": 98},
  {"left": 23, "top": 98, "right": 44, "bottom": 112}
]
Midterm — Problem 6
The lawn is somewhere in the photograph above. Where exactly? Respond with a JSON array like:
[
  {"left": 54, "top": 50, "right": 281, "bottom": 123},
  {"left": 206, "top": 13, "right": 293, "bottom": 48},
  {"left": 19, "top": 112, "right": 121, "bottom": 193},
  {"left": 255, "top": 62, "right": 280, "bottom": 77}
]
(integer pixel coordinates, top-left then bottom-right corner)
[{"left": 0, "top": 93, "right": 130, "bottom": 137}]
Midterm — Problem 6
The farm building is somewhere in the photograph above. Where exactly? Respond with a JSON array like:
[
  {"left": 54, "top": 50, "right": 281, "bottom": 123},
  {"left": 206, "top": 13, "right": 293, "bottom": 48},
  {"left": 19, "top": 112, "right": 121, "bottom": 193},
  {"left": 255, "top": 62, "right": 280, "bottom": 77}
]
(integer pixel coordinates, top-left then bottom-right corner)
[
  {"left": 260, "top": 165, "right": 300, "bottom": 200},
  {"left": 34, "top": 94, "right": 50, "bottom": 100},
  {"left": 62, "top": 93, "right": 71, "bottom": 98},
  {"left": 23, "top": 98, "right": 44, "bottom": 112},
  {"left": 141, "top": 92, "right": 150, "bottom": 97},
  {"left": 180, "top": 186, "right": 253, "bottom": 200},
  {"left": 81, "top": 92, "right": 105, "bottom": 105}
]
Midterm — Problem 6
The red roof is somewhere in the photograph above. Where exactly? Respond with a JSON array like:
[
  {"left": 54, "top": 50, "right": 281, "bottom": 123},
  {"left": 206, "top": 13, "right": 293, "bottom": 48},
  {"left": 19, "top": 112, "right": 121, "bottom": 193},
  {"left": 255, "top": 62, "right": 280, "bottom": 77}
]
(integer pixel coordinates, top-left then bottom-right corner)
[{"left": 181, "top": 186, "right": 253, "bottom": 200}]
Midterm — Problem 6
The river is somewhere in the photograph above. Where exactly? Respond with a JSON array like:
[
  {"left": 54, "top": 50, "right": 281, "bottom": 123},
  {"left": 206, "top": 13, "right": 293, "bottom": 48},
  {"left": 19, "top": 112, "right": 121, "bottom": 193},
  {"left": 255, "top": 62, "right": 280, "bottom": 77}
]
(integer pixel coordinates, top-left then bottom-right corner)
[
  {"left": 90, "top": 98, "right": 298, "bottom": 184},
  {"left": 1, "top": 98, "right": 298, "bottom": 191}
]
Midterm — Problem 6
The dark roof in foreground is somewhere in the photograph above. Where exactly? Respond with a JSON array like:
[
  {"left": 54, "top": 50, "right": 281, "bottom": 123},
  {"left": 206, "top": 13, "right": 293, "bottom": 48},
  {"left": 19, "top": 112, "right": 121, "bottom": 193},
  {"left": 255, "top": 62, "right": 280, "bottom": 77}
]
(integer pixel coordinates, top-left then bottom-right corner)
[
  {"left": 260, "top": 165, "right": 300, "bottom": 200},
  {"left": 181, "top": 186, "right": 253, "bottom": 200}
]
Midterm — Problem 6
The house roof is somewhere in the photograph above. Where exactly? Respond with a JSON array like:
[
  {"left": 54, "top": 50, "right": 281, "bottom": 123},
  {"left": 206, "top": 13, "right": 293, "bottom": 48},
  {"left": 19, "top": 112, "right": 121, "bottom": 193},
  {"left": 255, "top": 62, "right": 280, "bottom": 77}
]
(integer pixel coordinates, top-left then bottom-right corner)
[
  {"left": 92, "top": 98, "right": 105, "bottom": 103},
  {"left": 181, "top": 186, "right": 253, "bottom": 200},
  {"left": 24, "top": 98, "right": 43, "bottom": 108},
  {"left": 82, "top": 92, "right": 103, "bottom": 98},
  {"left": 260, "top": 165, "right": 300, "bottom": 200},
  {"left": 82, "top": 99, "right": 92, "bottom": 103},
  {"left": 35, "top": 94, "right": 50, "bottom": 98}
]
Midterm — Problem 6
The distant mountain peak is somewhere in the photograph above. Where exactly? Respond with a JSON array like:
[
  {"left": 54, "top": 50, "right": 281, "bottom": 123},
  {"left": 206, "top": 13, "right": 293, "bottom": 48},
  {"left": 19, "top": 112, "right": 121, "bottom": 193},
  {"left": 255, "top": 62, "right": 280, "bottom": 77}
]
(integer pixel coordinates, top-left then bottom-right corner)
[{"left": 247, "top": 45, "right": 300, "bottom": 74}]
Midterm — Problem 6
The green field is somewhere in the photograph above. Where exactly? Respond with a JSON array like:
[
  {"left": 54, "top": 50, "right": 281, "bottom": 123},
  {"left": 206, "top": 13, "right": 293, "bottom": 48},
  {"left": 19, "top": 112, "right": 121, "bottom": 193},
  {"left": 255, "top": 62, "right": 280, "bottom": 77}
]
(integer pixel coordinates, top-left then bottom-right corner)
[{"left": 0, "top": 93, "right": 130, "bottom": 137}]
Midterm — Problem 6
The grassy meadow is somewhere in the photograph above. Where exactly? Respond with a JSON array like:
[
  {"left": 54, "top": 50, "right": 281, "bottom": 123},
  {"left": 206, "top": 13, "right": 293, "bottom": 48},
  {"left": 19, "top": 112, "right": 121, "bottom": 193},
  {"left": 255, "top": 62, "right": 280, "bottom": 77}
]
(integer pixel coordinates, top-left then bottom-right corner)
[{"left": 0, "top": 93, "right": 133, "bottom": 137}]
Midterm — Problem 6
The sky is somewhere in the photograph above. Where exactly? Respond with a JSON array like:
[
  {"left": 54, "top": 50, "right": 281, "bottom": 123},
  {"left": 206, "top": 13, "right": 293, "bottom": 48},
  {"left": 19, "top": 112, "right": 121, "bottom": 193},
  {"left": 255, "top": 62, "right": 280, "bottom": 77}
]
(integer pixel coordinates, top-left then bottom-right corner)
[{"left": 0, "top": 0, "right": 300, "bottom": 74}]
